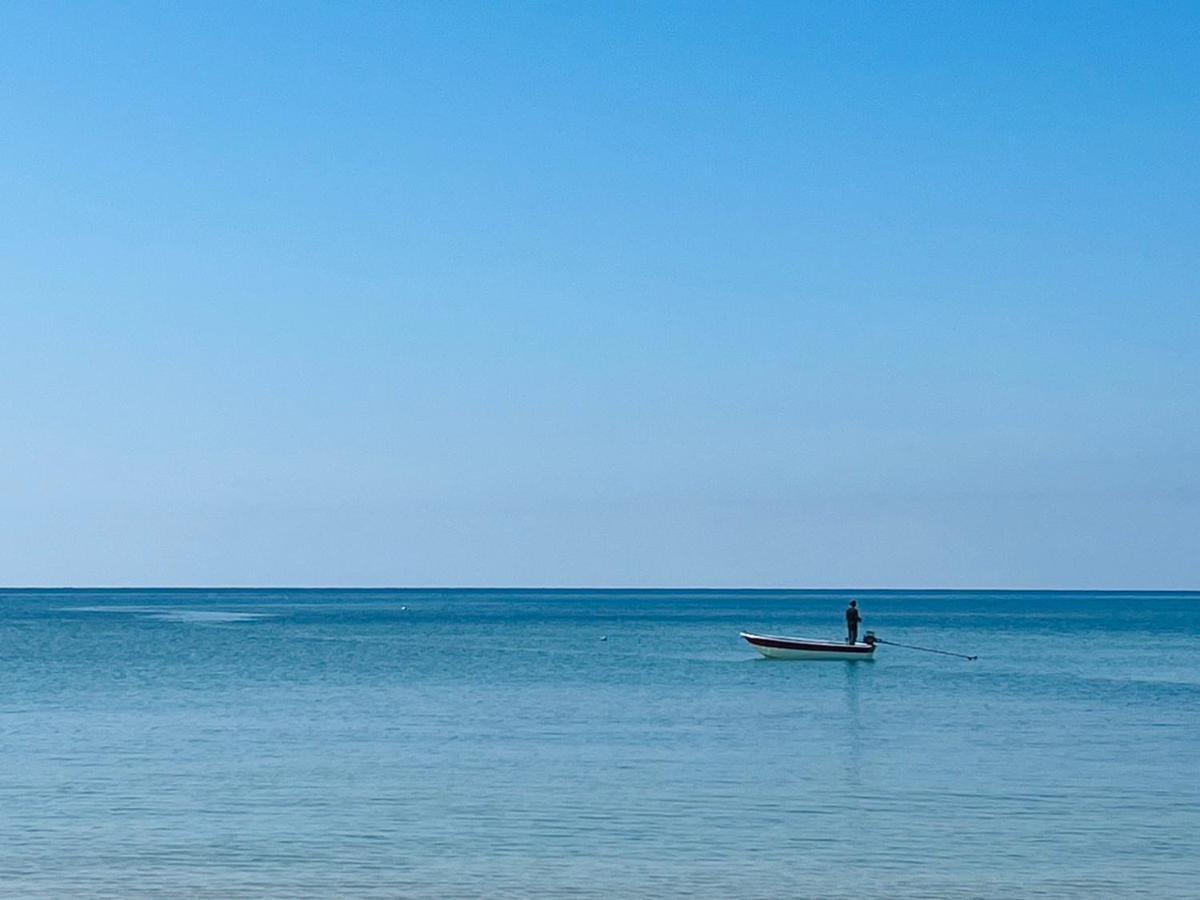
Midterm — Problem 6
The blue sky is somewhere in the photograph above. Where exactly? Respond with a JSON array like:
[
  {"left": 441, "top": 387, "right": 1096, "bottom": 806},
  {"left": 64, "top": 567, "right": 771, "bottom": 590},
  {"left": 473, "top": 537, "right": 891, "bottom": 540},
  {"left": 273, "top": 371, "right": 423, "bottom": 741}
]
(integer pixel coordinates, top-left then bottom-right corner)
[{"left": 1, "top": 1, "right": 1196, "bottom": 587}]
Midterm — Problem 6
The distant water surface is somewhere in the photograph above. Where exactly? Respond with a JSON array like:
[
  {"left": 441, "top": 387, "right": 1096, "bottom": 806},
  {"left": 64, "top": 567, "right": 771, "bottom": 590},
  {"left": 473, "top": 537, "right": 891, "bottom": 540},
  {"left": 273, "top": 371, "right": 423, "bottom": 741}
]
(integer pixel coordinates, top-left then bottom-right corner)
[{"left": 1, "top": 589, "right": 1197, "bottom": 898}]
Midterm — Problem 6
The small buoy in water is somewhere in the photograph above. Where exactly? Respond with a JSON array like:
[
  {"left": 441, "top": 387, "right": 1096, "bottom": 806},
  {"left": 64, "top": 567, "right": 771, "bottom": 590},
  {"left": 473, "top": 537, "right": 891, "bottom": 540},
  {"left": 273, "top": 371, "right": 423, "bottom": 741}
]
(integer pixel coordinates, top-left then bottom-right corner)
[
  {"left": 600, "top": 635, "right": 608, "bottom": 641},
  {"left": 400, "top": 606, "right": 408, "bottom": 611}
]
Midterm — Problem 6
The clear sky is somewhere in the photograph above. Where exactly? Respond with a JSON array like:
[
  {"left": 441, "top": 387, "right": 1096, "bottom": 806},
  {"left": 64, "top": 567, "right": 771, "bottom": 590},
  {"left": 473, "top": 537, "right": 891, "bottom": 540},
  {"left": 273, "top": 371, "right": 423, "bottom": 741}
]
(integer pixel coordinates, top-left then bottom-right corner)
[{"left": 1, "top": 1, "right": 1196, "bottom": 588}]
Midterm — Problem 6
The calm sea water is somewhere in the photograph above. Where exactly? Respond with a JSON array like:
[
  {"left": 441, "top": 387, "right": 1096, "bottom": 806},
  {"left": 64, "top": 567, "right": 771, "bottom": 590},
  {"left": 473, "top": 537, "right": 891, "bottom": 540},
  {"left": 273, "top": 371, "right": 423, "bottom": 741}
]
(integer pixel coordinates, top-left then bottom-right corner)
[{"left": 1, "top": 589, "right": 1197, "bottom": 898}]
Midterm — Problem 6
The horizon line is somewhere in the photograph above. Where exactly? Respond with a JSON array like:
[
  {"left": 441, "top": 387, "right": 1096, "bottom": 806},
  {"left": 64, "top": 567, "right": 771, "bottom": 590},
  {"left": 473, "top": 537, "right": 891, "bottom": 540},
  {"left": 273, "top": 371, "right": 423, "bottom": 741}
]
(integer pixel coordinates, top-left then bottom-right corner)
[{"left": 1, "top": 585, "right": 1196, "bottom": 594}]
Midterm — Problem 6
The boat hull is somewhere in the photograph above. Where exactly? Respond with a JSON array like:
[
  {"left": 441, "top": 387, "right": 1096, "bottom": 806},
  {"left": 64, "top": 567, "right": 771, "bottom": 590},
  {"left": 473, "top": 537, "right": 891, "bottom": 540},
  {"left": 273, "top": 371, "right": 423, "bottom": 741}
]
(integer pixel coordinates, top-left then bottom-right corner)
[{"left": 741, "top": 631, "right": 876, "bottom": 660}]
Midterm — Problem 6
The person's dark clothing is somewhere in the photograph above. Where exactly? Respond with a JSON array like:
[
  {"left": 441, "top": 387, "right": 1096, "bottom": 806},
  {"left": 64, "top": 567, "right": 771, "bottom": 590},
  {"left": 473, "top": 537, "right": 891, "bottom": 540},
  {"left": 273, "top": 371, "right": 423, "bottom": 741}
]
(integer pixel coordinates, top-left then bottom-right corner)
[{"left": 846, "top": 605, "right": 862, "bottom": 644}]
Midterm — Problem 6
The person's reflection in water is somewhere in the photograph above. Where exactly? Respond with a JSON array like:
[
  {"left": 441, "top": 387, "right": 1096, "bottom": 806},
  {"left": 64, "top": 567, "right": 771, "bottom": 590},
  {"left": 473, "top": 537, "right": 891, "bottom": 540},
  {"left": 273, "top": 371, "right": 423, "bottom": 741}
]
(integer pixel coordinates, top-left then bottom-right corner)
[{"left": 842, "top": 662, "right": 864, "bottom": 791}]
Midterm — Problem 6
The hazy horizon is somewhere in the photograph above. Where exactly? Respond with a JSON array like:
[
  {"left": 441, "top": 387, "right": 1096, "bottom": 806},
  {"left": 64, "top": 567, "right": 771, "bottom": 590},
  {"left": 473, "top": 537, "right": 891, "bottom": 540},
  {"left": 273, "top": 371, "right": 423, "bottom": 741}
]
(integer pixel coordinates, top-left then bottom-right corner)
[{"left": 5, "top": 584, "right": 1195, "bottom": 593}]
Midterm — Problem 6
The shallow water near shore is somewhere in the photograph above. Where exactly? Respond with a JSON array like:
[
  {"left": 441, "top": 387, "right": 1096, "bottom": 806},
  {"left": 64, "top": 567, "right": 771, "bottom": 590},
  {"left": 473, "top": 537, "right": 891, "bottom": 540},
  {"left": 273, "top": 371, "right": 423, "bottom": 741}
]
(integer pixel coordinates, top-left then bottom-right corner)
[{"left": 2, "top": 588, "right": 1197, "bottom": 898}]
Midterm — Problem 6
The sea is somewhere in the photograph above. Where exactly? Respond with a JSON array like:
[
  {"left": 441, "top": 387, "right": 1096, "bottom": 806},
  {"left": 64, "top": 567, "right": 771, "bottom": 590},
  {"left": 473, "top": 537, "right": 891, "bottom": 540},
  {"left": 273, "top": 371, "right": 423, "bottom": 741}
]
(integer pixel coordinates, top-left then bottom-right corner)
[{"left": 1, "top": 589, "right": 1197, "bottom": 899}]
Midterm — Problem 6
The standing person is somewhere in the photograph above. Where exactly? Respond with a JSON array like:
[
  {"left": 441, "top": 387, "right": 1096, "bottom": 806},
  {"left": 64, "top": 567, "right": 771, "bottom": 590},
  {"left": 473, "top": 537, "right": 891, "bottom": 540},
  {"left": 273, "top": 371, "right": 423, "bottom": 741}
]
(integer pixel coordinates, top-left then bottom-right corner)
[{"left": 845, "top": 600, "right": 862, "bottom": 644}]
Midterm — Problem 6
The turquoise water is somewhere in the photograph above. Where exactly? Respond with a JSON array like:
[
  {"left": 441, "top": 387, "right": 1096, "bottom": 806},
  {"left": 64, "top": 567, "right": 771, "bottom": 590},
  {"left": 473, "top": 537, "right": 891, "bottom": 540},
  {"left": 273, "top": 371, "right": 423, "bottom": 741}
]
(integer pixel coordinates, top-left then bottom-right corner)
[{"left": 2, "top": 589, "right": 1197, "bottom": 898}]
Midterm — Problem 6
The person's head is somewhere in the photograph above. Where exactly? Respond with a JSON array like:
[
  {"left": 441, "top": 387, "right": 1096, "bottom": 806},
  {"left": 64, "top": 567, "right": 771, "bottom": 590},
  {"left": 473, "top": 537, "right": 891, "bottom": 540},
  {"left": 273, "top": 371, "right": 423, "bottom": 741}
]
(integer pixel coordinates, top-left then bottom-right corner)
[{"left": 849, "top": 600, "right": 857, "bottom": 607}]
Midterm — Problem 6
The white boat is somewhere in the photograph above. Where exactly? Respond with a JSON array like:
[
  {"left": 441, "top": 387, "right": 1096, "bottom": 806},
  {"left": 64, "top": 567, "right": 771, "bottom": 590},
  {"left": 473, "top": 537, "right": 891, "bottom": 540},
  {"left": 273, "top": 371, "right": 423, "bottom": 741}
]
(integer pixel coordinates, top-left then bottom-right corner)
[{"left": 741, "top": 631, "right": 876, "bottom": 660}]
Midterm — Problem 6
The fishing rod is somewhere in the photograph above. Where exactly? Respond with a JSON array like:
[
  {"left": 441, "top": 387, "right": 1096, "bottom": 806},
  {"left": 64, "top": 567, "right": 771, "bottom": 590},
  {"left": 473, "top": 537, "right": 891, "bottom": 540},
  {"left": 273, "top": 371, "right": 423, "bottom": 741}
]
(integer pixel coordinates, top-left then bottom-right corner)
[{"left": 867, "top": 634, "right": 977, "bottom": 661}]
